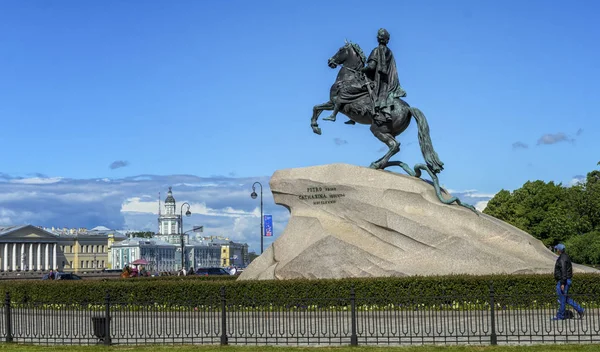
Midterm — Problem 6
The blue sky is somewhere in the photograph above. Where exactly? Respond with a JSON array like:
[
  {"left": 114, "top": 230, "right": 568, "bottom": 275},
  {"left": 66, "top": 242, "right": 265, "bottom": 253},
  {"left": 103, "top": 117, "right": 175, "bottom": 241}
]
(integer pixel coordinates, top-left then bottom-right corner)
[{"left": 1, "top": 1, "right": 599, "bottom": 252}]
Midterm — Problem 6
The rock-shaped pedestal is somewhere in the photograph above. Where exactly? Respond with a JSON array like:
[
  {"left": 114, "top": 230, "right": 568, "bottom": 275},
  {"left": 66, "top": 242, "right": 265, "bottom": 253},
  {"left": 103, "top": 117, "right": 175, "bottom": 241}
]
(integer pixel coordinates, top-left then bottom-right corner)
[{"left": 238, "top": 164, "right": 597, "bottom": 280}]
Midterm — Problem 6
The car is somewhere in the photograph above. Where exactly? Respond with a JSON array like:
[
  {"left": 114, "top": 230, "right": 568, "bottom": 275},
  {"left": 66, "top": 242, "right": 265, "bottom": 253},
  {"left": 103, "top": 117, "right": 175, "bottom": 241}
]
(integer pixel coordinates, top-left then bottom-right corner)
[
  {"left": 195, "top": 267, "right": 231, "bottom": 276},
  {"left": 55, "top": 272, "right": 82, "bottom": 280}
]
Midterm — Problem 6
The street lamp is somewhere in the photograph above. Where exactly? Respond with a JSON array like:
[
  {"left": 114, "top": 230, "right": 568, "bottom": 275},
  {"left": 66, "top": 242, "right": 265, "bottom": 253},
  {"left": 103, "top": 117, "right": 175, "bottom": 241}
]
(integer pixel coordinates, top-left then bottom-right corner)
[
  {"left": 180, "top": 202, "right": 191, "bottom": 269},
  {"left": 250, "top": 182, "right": 264, "bottom": 254}
]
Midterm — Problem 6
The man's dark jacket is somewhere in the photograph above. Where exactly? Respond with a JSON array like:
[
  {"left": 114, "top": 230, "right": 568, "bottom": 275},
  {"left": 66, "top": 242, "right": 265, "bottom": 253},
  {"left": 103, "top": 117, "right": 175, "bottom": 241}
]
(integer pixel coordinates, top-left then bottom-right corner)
[{"left": 554, "top": 252, "right": 573, "bottom": 285}]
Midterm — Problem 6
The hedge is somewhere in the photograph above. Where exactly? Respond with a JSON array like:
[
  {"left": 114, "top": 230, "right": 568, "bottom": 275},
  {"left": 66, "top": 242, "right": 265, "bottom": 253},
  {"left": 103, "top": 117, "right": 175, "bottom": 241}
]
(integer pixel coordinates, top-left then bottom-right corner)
[{"left": 1, "top": 273, "right": 598, "bottom": 308}]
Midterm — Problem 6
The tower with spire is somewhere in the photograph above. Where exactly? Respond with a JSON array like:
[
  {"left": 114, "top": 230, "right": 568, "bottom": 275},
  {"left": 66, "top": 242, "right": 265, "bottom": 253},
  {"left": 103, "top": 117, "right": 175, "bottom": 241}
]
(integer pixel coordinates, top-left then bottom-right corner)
[{"left": 157, "top": 187, "right": 181, "bottom": 243}]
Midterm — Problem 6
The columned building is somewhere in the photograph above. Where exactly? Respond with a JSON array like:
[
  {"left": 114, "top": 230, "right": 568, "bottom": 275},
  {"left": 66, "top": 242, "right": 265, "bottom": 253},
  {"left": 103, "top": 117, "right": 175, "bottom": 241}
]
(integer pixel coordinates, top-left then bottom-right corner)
[{"left": 0, "top": 225, "right": 60, "bottom": 272}]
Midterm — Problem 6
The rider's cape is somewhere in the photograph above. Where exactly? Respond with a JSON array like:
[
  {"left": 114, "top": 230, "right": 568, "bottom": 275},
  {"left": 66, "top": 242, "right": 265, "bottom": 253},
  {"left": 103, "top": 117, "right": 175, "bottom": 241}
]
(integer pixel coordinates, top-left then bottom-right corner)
[{"left": 367, "top": 44, "right": 407, "bottom": 110}]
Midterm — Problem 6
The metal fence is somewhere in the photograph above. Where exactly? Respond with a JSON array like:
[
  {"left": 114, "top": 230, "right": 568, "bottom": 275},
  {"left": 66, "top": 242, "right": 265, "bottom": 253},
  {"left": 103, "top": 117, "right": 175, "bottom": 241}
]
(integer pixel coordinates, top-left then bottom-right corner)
[{"left": 1, "top": 287, "right": 599, "bottom": 346}]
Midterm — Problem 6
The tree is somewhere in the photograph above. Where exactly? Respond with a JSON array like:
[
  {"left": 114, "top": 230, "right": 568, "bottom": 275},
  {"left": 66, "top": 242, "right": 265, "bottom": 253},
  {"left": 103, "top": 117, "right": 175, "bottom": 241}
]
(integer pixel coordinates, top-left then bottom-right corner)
[
  {"left": 484, "top": 180, "right": 574, "bottom": 244},
  {"left": 484, "top": 164, "right": 600, "bottom": 264},
  {"left": 129, "top": 231, "right": 155, "bottom": 238},
  {"left": 565, "top": 231, "right": 600, "bottom": 265}
]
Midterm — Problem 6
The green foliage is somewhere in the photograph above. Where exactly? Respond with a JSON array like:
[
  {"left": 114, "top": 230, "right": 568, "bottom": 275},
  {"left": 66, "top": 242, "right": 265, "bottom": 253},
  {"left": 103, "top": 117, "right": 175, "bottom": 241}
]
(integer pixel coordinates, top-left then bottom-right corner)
[
  {"left": 483, "top": 165, "right": 600, "bottom": 263},
  {"left": 2, "top": 274, "right": 599, "bottom": 309},
  {"left": 129, "top": 231, "right": 155, "bottom": 238},
  {"left": 565, "top": 231, "right": 600, "bottom": 265}
]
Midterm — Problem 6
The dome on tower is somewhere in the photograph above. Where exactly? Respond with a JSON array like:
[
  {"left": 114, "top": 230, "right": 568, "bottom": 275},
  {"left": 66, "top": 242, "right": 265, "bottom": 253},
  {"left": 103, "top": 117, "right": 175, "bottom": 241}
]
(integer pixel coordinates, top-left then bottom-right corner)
[{"left": 164, "top": 187, "right": 176, "bottom": 204}]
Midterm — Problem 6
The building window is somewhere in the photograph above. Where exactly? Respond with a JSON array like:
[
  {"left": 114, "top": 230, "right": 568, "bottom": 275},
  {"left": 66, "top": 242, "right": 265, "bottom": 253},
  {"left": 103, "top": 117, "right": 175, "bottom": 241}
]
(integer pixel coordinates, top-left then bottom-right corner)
[
  {"left": 101, "top": 260, "right": 105, "bottom": 268},
  {"left": 85, "top": 261, "right": 89, "bottom": 268},
  {"left": 62, "top": 261, "right": 65, "bottom": 268},
  {"left": 80, "top": 261, "right": 84, "bottom": 268}
]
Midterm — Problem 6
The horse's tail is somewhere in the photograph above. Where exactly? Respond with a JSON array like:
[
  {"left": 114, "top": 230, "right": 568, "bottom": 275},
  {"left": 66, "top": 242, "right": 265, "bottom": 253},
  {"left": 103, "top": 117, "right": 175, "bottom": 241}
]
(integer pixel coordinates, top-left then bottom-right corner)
[{"left": 410, "top": 107, "right": 444, "bottom": 174}]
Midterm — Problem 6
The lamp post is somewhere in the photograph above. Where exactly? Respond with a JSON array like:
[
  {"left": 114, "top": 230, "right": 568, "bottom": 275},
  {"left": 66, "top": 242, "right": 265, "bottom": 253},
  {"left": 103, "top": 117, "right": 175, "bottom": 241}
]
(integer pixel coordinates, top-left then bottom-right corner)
[
  {"left": 250, "top": 182, "right": 264, "bottom": 254},
  {"left": 180, "top": 202, "right": 191, "bottom": 270}
]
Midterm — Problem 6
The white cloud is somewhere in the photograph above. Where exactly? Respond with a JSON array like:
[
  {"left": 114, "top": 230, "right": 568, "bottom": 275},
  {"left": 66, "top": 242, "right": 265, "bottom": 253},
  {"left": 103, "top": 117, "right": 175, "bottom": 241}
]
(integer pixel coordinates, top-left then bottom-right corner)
[
  {"left": 446, "top": 188, "right": 478, "bottom": 194},
  {"left": 121, "top": 198, "right": 160, "bottom": 214},
  {"left": 446, "top": 189, "right": 497, "bottom": 198},
  {"left": 121, "top": 198, "right": 257, "bottom": 218},
  {"left": 0, "top": 191, "right": 41, "bottom": 202},
  {"left": 172, "top": 182, "right": 222, "bottom": 188},
  {"left": 475, "top": 201, "right": 489, "bottom": 212},
  {"left": 9, "top": 177, "right": 63, "bottom": 184},
  {"left": 568, "top": 175, "right": 585, "bottom": 187}
]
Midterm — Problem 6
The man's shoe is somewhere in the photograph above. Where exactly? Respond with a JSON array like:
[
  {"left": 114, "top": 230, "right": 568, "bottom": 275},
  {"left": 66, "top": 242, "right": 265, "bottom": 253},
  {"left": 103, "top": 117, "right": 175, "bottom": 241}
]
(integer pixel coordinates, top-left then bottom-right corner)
[{"left": 578, "top": 309, "right": 585, "bottom": 319}]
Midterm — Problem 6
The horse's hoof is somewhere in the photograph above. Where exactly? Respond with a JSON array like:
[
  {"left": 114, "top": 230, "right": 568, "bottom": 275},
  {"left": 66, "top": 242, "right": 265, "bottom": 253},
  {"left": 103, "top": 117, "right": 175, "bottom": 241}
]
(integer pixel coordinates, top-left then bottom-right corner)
[
  {"left": 369, "top": 162, "right": 379, "bottom": 169},
  {"left": 312, "top": 126, "right": 322, "bottom": 135}
]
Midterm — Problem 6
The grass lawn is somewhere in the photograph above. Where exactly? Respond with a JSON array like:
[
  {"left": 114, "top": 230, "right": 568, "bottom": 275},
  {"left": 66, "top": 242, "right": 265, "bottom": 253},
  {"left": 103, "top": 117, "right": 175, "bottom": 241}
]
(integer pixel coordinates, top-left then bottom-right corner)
[{"left": 1, "top": 344, "right": 599, "bottom": 352}]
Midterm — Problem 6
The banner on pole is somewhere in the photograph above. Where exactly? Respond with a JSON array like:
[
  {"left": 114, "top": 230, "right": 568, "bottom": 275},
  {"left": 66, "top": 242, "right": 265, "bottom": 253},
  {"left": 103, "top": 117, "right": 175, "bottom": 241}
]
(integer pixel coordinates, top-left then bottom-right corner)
[{"left": 264, "top": 215, "right": 273, "bottom": 237}]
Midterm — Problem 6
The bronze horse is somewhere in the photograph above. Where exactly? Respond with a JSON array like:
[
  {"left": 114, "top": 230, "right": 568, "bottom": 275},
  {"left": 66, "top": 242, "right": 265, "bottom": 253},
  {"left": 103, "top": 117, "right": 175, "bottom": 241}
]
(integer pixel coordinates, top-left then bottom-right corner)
[
  {"left": 310, "top": 41, "right": 442, "bottom": 172},
  {"left": 310, "top": 41, "right": 476, "bottom": 212}
]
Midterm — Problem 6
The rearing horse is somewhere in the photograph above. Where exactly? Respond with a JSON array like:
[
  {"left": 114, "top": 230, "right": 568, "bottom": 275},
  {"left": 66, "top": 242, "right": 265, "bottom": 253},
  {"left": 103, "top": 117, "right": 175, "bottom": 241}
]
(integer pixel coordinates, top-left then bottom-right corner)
[
  {"left": 311, "top": 41, "right": 442, "bottom": 172},
  {"left": 310, "top": 41, "right": 476, "bottom": 212}
]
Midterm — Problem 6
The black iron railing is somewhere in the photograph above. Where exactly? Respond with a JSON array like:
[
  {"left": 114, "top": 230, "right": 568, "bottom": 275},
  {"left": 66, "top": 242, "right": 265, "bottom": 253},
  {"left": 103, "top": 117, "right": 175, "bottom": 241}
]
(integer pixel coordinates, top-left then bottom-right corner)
[{"left": 1, "top": 287, "right": 599, "bottom": 346}]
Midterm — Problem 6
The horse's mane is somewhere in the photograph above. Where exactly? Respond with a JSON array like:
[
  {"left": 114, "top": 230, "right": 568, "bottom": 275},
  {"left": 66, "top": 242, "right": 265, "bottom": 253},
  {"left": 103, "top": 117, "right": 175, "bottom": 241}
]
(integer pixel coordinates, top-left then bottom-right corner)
[{"left": 347, "top": 41, "right": 366, "bottom": 66}]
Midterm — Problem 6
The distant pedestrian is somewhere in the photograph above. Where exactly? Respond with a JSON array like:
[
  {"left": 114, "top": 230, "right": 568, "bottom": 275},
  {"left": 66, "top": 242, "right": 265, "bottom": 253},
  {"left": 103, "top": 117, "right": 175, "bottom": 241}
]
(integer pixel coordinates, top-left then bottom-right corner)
[{"left": 552, "top": 243, "right": 585, "bottom": 320}]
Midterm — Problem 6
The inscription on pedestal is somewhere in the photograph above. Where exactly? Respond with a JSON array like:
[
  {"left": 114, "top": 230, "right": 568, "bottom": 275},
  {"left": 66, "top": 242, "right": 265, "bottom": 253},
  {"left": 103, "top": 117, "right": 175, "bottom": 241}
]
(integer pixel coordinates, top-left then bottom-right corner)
[{"left": 299, "top": 186, "right": 345, "bottom": 205}]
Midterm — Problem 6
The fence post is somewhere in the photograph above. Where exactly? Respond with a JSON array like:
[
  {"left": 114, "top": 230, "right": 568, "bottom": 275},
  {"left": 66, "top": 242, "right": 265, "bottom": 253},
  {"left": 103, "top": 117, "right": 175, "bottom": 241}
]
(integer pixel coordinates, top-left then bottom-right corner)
[
  {"left": 489, "top": 282, "right": 497, "bottom": 346},
  {"left": 104, "top": 292, "right": 111, "bottom": 346},
  {"left": 4, "top": 292, "right": 12, "bottom": 343},
  {"left": 350, "top": 286, "right": 358, "bottom": 346},
  {"left": 220, "top": 286, "right": 228, "bottom": 345}
]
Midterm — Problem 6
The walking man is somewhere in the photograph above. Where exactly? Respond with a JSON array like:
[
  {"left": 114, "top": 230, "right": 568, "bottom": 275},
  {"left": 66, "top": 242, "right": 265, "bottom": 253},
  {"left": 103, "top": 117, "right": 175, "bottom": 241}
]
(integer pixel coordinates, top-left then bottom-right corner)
[{"left": 552, "top": 243, "right": 585, "bottom": 320}]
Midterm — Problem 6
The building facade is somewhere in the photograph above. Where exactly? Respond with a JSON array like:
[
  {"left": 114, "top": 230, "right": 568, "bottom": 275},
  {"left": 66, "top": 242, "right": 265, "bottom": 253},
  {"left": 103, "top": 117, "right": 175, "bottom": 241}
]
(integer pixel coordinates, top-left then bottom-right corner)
[
  {"left": 46, "top": 226, "right": 127, "bottom": 272},
  {"left": 111, "top": 237, "right": 178, "bottom": 272},
  {"left": 0, "top": 187, "right": 250, "bottom": 273},
  {"left": 0, "top": 225, "right": 60, "bottom": 272},
  {"left": 158, "top": 187, "right": 181, "bottom": 236}
]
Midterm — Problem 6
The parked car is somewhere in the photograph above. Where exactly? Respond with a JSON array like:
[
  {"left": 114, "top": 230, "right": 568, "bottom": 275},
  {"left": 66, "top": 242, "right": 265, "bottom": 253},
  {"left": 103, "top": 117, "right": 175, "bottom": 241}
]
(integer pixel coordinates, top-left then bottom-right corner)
[
  {"left": 41, "top": 272, "right": 82, "bottom": 280},
  {"left": 195, "top": 267, "right": 231, "bottom": 276},
  {"left": 55, "top": 272, "right": 82, "bottom": 280}
]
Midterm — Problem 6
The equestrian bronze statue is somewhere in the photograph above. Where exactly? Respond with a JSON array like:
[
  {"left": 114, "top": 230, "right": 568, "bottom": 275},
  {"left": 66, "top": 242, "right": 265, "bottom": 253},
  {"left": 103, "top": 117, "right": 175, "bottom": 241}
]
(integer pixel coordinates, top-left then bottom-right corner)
[{"left": 310, "top": 28, "right": 475, "bottom": 212}]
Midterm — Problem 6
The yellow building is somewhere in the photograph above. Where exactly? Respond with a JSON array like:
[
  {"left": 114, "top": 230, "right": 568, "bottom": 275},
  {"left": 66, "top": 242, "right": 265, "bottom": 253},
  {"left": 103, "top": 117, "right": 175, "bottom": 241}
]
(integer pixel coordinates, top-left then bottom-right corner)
[
  {"left": 203, "top": 236, "right": 249, "bottom": 267},
  {"left": 47, "top": 226, "right": 126, "bottom": 272}
]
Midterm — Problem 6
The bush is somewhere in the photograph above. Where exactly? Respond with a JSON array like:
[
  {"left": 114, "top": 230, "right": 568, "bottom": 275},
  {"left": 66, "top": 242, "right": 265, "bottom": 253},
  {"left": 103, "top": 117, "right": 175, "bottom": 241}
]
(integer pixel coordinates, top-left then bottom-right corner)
[{"left": 1, "top": 273, "right": 598, "bottom": 309}]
